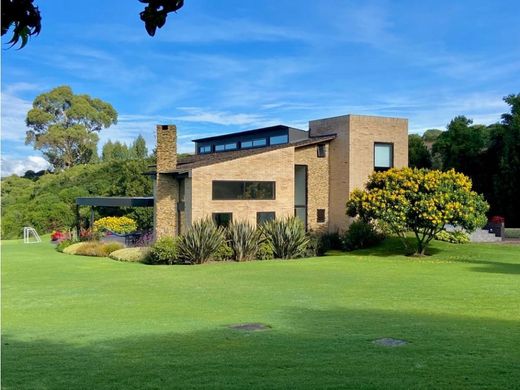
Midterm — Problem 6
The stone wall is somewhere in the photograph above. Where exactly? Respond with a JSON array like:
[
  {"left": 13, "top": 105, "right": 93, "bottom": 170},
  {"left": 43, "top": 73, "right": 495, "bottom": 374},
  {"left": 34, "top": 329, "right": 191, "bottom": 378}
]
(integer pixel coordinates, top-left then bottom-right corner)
[
  {"left": 155, "top": 124, "right": 178, "bottom": 238},
  {"left": 190, "top": 148, "right": 295, "bottom": 226},
  {"left": 295, "top": 143, "right": 330, "bottom": 232}
]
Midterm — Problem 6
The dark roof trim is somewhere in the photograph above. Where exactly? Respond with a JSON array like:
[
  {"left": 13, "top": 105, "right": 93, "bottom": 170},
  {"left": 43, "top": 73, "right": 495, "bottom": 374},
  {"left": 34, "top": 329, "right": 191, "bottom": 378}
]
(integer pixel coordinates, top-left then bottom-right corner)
[
  {"left": 192, "top": 125, "right": 306, "bottom": 142},
  {"left": 76, "top": 197, "right": 154, "bottom": 207}
]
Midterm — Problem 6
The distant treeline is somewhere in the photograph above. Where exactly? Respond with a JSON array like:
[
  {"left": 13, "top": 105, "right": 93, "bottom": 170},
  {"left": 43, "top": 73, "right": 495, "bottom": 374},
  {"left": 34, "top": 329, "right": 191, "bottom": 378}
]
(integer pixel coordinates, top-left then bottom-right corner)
[{"left": 409, "top": 94, "right": 520, "bottom": 226}]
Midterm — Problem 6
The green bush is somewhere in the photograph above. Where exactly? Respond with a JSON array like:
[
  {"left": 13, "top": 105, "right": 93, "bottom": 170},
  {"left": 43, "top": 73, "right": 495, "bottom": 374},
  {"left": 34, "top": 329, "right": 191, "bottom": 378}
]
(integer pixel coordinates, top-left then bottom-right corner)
[
  {"left": 110, "top": 247, "right": 151, "bottom": 263},
  {"left": 215, "top": 241, "right": 233, "bottom": 261},
  {"left": 178, "top": 219, "right": 225, "bottom": 264},
  {"left": 56, "top": 239, "right": 78, "bottom": 253},
  {"left": 256, "top": 241, "right": 274, "bottom": 260},
  {"left": 435, "top": 230, "right": 470, "bottom": 244},
  {"left": 307, "top": 231, "right": 342, "bottom": 256},
  {"left": 147, "top": 237, "right": 178, "bottom": 264},
  {"left": 505, "top": 228, "right": 520, "bottom": 239},
  {"left": 260, "top": 217, "right": 309, "bottom": 259},
  {"left": 342, "top": 220, "right": 385, "bottom": 251},
  {"left": 226, "top": 221, "right": 262, "bottom": 261}
]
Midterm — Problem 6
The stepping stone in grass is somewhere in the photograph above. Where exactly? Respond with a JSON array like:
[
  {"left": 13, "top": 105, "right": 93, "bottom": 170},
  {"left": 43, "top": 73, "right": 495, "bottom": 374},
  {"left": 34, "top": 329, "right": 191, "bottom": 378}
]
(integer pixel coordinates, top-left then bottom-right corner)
[
  {"left": 373, "top": 338, "right": 408, "bottom": 347},
  {"left": 229, "top": 323, "right": 271, "bottom": 331}
]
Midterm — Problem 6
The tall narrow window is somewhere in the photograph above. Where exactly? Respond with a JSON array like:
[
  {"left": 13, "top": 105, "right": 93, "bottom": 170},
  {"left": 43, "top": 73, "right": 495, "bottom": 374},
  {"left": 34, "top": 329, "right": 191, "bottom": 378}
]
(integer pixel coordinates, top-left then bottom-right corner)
[
  {"left": 374, "top": 143, "right": 393, "bottom": 171},
  {"left": 317, "top": 144, "right": 326, "bottom": 158},
  {"left": 294, "top": 165, "right": 307, "bottom": 229}
]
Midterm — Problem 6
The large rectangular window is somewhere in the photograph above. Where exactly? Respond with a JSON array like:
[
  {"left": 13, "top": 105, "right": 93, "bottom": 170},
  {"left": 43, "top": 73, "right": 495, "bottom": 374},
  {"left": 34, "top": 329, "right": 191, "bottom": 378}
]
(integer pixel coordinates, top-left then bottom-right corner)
[
  {"left": 374, "top": 142, "right": 393, "bottom": 171},
  {"left": 212, "top": 181, "right": 275, "bottom": 200},
  {"left": 270, "top": 135, "right": 288, "bottom": 145},
  {"left": 294, "top": 165, "right": 307, "bottom": 229}
]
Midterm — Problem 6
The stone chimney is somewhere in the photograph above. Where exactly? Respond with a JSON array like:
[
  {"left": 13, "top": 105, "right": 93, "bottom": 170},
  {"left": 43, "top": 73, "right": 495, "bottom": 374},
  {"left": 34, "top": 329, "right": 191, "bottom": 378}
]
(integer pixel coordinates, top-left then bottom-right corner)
[
  {"left": 154, "top": 124, "right": 178, "bottom": 239},
  {"left": 156, "top": 124, "right": 177, "bottom": 172}
]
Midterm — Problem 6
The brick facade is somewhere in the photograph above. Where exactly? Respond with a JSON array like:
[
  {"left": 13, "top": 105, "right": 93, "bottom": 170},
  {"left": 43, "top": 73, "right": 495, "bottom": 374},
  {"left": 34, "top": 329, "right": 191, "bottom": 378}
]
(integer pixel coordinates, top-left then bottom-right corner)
[
  {"left": 295, "top": 144, "right": 330, "bottom": 232},
  {"left": 154, "top": 114, "right": 408, "bottom": 236}
]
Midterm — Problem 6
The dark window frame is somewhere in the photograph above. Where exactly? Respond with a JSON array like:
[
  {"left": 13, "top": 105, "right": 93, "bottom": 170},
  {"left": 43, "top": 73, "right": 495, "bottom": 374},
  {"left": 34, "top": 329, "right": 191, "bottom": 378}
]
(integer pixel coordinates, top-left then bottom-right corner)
[
  {"left": 294, "top": 164, "right": 308, "bottom": 230},
  {"left": 212, "top": 212, "right": 233, "bottom": 227},
  {"left": 256, "top": 211, "right": 276, "bottom": 225},
  {"left": 212, "top": 180, "right": 276, "bottom": 200},
  {"left": 374, "top": 142, "right": 394, "bottom": 171},
  {"left": 317, "top": 209, "right": 326, "bottom": 223},
  {"left": 199, "top": 145, "right": 212, "bottom": 154},
  {"left": 317, "top": 144, "right": 326, "bottom": 158}
]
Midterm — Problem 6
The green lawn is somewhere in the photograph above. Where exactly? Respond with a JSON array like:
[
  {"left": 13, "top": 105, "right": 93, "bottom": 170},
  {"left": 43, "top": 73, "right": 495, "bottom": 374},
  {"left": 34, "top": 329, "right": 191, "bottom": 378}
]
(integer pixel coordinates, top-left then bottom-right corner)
[{"left": 2, "top": 238, "right": 519, "bottom": 389}]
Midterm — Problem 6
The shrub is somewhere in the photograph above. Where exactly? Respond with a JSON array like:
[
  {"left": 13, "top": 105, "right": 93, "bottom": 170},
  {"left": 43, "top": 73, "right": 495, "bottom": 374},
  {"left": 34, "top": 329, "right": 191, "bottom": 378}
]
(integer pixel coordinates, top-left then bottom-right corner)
[
  {"left": 102, "top": 242, "right": 125, "bottom": 255},
  {"left": 342, "top": 220, "right": 385, "bottom": 251},
  {"left": 307, "top": 231, "right": 342, "bottom": 256},
  {"left": 226, "top": 221, "right": 262, "bottom": 261},
  {"left": 178, "top": 219, "right": 225, "bottom": 264},
  {"left": 256, "top": 241, "right": 274, "bottom": 260},
  {"left": 260, "top": 217, "right": 309, "bottom": 259},
  {"left": 56, "top": 239, "right": 78, "bottom": 253},
  {"left": 93, "top": 216, "right": 137, "bottom": 234},
  {"left": 215, "top": 241, "right": 233, "bottom": 261},
  {"left": 62, "top": 241, "right": 124, "bottom": 257},
  {"left": 435, "top": 230, "right": 470, "bottom": 244},
  {"left": 63, "top": 242, "right": 87, "bottom": 255},
  {"left": 147, "top": 237, "right": 178, "bottom": 265},
  {"left": 110, "top": 247, "right": 151, "bottom": 263}
]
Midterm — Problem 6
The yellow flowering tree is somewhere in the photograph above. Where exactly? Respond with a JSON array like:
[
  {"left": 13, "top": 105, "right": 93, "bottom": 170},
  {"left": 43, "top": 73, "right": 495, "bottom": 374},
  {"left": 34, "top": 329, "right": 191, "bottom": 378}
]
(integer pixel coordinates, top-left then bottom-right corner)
[
  {"left": 346, "top": 168, "right": 488, "bottom": 255},
  {"left": 93, "top": 216, "right": 137, "bottom": 235}
]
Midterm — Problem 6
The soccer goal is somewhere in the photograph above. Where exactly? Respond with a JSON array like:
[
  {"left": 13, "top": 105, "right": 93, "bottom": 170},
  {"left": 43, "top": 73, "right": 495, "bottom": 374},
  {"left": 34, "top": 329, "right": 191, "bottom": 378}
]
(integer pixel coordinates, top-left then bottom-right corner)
[{"left": 23, "top": 227, "right": 42, "bottom": 244}]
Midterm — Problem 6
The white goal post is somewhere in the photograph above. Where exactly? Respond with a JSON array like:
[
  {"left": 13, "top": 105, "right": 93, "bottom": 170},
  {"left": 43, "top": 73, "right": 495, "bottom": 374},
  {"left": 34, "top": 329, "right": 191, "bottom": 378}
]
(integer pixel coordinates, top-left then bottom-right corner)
[{"left": 23, "top": 227, "right": 42, "bottom": 244}]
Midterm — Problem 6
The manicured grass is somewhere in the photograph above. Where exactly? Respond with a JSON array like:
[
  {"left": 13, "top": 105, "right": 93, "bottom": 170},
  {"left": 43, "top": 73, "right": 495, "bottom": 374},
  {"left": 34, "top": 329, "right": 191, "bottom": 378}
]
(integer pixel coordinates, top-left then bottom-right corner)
[{"left": 2, "top": 238, "right": 519, "bottom": 389}]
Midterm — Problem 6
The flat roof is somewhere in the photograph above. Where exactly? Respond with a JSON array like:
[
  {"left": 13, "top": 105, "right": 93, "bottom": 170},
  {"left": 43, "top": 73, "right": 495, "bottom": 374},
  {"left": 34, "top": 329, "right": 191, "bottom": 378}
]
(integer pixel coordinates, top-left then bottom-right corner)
[
  {"left": 76, "top": 197, "right": 154, "bottom": 207},
  {"left": 192, "top": 125, "right": 306, "bottom": 143}
]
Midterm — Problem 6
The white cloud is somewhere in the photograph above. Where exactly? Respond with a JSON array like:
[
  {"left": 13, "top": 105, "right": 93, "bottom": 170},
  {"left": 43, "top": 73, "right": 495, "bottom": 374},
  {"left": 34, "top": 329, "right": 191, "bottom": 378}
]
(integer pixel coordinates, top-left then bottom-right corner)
[
  {"left": 1, "top": 155, "right": 49, "bottom": 177},
  {"left": 1, "top": 91, "right": 32, "bottom": 141}
]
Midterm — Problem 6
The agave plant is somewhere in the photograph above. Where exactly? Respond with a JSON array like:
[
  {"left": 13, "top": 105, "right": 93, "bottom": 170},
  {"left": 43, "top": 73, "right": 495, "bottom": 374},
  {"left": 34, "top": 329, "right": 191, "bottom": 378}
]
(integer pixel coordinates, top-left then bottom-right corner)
[
  {"left": 226, "top": 221, "right": 263, "bottom": 261},
  {"left": 177, "top": 219, "right": 225, "bottom": 264},
  {"left": 260, "top": 217, "right": 309, "bottom": 259}
]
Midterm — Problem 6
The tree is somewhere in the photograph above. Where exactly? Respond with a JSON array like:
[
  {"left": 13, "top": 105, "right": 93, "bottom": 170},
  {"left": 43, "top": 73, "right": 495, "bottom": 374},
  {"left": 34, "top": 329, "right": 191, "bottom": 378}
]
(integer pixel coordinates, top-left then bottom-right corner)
[
  {"left": 422, "top": 129, "right": 443, "bottom": 143},
  {"left": 130, "top": 135, "right": 148, "bottom": 159},
  {"left": 431, "top": 116, "right": 488, "bottom": 177},
  {"left": 25, "top": 86, "right": 117, "bottom": 170},
  {"left": 408, "top": 134, "right": 431, "bottom": 169},
  {"left": 2, "top": 0, "right": 184, "bottom": 48},
  {"left": 486, "top": 94, "right": 520, "bottom": 225},
  {"left": 346, "top": 168, "right": 488, "bottom": 255}
]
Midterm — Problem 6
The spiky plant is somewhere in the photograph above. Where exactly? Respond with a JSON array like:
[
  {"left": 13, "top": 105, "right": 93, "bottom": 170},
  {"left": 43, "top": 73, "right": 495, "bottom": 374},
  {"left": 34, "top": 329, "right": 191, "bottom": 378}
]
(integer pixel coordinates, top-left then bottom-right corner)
[
  {"left": 178, "top": 219, "right": 225, "bottom": 264},
  {"left": 260, "top": 216, "right": 309, "bottom": 259},
  {"left": 226, "top": 221, "right": 262, "bottom": 261}
]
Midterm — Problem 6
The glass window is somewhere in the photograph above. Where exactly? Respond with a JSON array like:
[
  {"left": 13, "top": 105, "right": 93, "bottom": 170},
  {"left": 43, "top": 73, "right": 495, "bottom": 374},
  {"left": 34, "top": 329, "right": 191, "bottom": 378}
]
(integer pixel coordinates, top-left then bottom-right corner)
[
  {"left": 317, "top": 144, "right": 326, "bottom": 158},
  {"left": 199, "top": 145, "right": 211, "bottom": 154},
  {"left": 257, "top": 212, "right": 275, "bottom": 225},
  {"left": 213, "top": 213, "right": 232, "bottom": 228},
  {"left": 295, "top": 207, "right": 306, "bottom": 226},
  {"left": 215, "top": 144, "right": 225, "bottom": 152},
  {"left": 270, "top": 135, "right": 288, "bottom": 145},
  {"left": 294, "top": 165, "right": 307, "bottom": 206},
  {"left": 225, "top": 143, "right": 237, "bottom": 150},
  {"left": 374, "top": 143, "right": 393, "bottom": 170},
  {"left": 212, "top": 181, "right": 275, "bottom": 200},
  {"left": 241, "top": 140, "right": 253, "bottom": 149},
  {"left": 252, "top": 138, "right": 267, "bottom": 147}
]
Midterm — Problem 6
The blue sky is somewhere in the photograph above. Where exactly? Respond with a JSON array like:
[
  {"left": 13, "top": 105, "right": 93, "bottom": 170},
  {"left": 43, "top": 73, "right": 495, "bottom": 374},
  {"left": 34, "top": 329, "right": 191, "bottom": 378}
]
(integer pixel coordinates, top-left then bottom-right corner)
[{"left": 2, "top": 0, "right": 519, "bottom": 175}]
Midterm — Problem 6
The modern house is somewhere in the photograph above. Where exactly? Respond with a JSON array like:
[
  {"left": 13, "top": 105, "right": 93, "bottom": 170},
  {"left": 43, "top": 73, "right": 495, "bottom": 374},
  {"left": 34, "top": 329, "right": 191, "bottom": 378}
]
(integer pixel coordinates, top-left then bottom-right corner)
[{"left": 153, "top": 114, "right": 408, "bottom": 239}]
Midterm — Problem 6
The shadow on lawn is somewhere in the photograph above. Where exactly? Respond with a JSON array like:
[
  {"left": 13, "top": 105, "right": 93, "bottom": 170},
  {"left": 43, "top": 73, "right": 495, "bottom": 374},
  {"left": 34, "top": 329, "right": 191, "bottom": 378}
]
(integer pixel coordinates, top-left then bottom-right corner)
[
  {"left": 2, "top": 308, "right": 518, "bottom": 389},
  {"left": 349, "top": 237, "right": 444, "bottom": 258}
]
